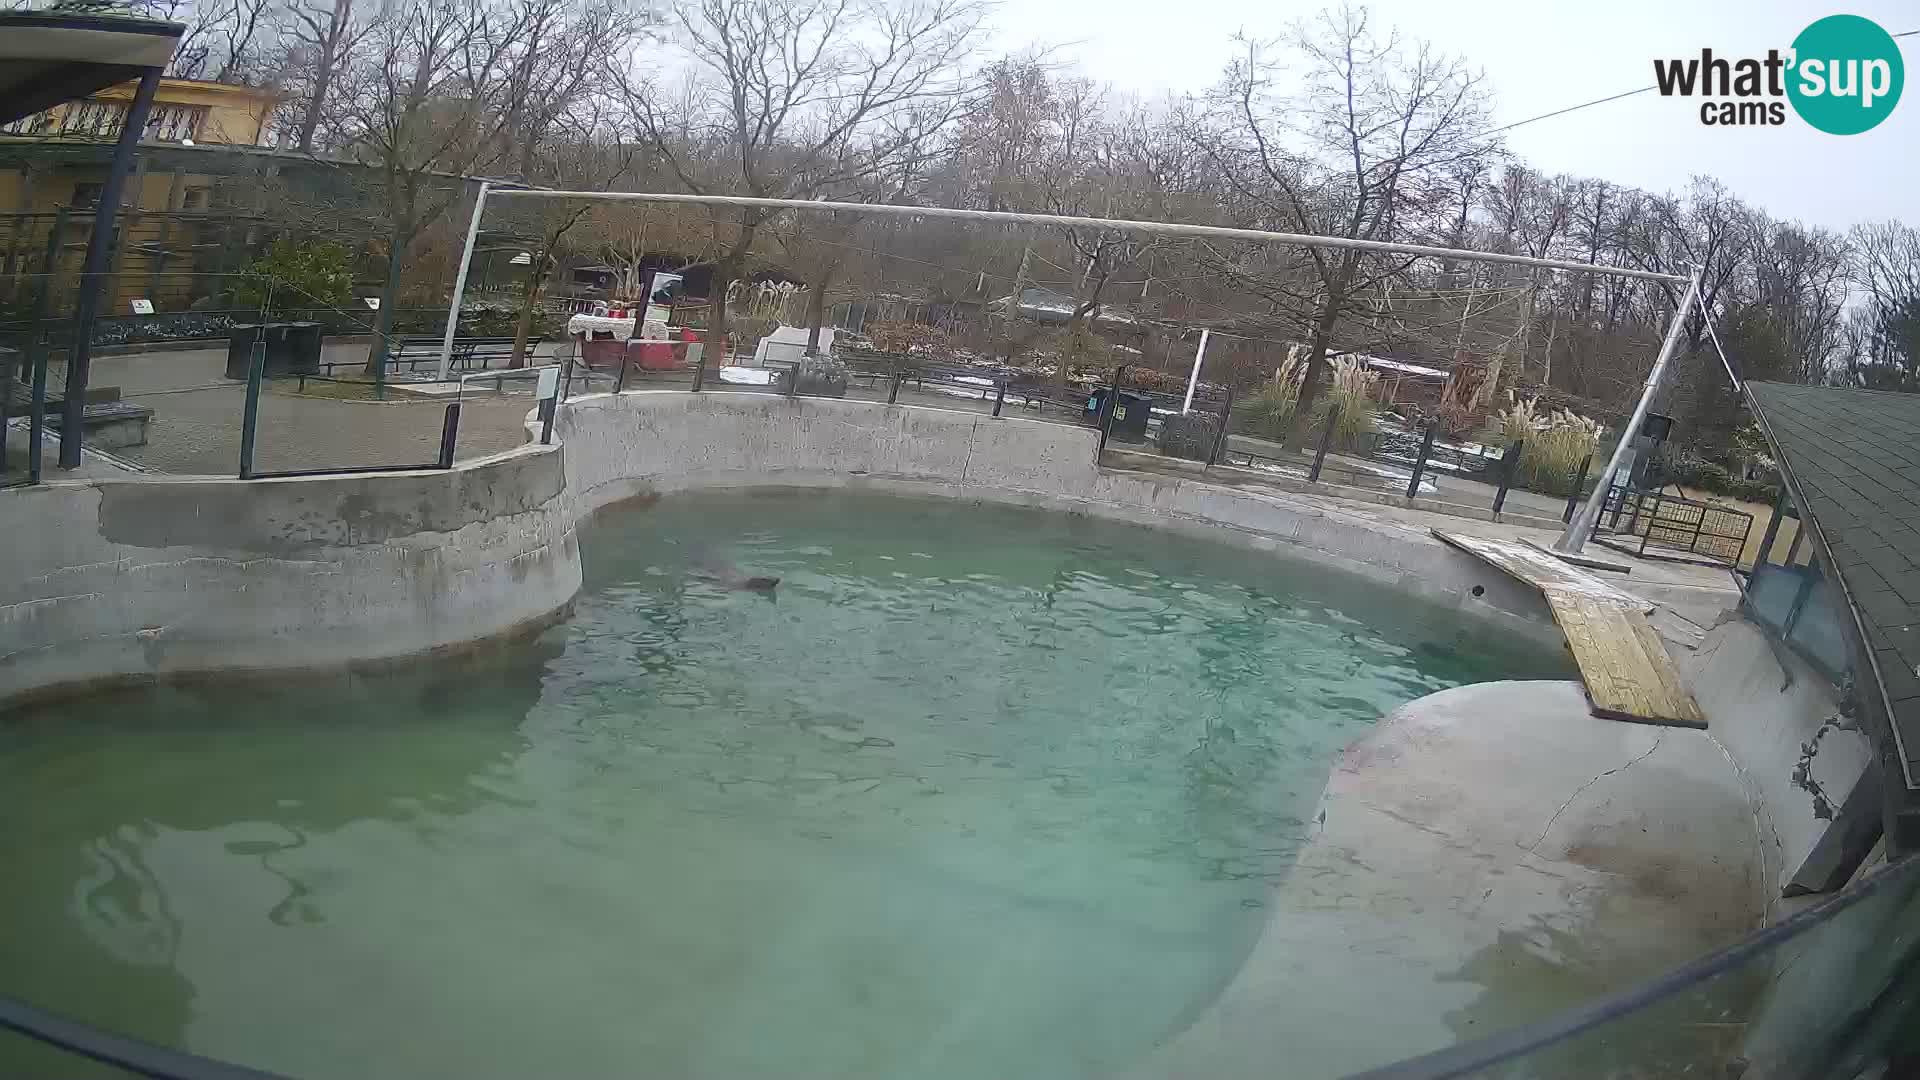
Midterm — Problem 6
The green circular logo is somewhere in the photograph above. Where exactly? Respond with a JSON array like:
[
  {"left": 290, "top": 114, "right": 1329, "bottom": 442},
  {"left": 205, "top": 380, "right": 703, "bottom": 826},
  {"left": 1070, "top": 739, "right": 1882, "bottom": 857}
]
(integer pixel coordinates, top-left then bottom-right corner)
[{"left": 1787, "top": 14, "right": 1904, "bottom": 135}]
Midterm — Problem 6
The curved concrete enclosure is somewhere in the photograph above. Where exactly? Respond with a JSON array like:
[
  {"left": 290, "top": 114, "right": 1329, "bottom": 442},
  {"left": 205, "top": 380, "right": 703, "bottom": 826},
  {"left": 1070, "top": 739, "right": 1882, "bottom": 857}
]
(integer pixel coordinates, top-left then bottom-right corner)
[
  {"left": 557, "top": 390, "right": 1562, "bottom": 641},
  {"left": 0, "top": 386, "right": 1872, "bottom": 1077},
  {"left": 0, "top": 445, "right": 579, "bottom": 704}
]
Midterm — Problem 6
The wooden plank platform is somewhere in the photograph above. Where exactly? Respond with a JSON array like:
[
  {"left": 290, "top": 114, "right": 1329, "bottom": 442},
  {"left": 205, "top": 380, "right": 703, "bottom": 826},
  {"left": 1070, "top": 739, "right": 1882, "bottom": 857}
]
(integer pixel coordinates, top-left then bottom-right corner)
[{"left": 1434, "top": 530, "right": 1706, "bottom": 729}]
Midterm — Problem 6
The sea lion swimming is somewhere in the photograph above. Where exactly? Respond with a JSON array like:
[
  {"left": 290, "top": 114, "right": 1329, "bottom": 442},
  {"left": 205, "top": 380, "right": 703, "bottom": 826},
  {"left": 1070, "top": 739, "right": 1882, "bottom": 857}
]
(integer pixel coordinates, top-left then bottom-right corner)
[{"left": 691, "top": 556, "right": 780, "bottom": 594}]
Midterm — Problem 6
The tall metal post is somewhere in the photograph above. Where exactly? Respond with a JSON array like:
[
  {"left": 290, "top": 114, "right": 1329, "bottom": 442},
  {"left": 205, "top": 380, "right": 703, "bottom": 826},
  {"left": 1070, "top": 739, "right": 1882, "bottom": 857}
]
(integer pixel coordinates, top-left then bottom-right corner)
[
  {"left": 1309, "top": 406, "right": 1340, "bottom": 484},
  {"left": 5, "top": 210, "right": 67, "bottom": 478},
  {"left": 1180, "top": 328, "right": 1210, "bottom": 414},
  {"left": 1557, "top": 269, "right": 1703, "bottom": 553},
  {"left": 437, "top": 180, "right": 490, "bottom": 382},
  {"left": 61, "top": 67, "right": 162, "bottom": 469},
  {"left": 1405, "top": 422, "right": 1437, "bottom": 500},
  {"left": 237, "top": 340, "right": 265, "bottom": 479},
  {"left": 1492, "top": 439, "right": 1524, "bottom": 516},
  {"left": 1563, "top": 454, "right": 1593, "bottom": 523}
]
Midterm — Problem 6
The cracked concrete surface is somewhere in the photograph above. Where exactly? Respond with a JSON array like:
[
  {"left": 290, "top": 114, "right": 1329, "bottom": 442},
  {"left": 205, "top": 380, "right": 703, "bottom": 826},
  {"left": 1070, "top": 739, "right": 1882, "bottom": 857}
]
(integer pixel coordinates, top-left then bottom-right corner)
[{"left": 1135, "top": 680, "right": 1767, "bottom": 1080}]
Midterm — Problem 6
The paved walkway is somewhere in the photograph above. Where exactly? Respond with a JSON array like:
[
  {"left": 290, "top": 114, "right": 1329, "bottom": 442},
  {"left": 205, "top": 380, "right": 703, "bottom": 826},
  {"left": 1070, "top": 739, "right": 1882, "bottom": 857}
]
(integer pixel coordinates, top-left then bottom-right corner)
[{"left": 73, "top": 345, "right": 553, "bottom": 476}]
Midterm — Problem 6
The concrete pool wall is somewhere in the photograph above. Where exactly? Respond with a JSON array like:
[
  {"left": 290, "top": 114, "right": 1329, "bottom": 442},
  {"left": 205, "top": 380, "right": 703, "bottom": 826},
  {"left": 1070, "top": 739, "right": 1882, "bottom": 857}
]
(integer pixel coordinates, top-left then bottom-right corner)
[
  {"left": 0, "top": 445, "right": 578, "bottom": 705},
  {"left": 1, "top": 389, "right": 1560, "bottom": 704},
  {"left": 0, "top": 386, "right": 1894, "bottom": 1074},
  {"left": 556, "top": 390, "right": 1562, "bottom": 642}
]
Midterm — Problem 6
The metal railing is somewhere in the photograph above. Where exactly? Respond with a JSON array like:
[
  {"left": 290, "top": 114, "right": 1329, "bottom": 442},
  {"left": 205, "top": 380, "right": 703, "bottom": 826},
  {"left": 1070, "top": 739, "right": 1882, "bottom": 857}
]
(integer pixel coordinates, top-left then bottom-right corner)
[{"left": 1592, "top": 486, "right": 1754, "bottom": 567}]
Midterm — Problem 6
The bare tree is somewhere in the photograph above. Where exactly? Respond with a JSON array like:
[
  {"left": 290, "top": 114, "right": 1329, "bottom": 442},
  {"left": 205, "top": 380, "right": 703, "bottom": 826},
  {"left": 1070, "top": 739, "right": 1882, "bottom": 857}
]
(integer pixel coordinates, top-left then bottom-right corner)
[
  {"left": 1201, "top": 4, "right": 1497, "bottom": 447},
  {"left": 1843, "top": 220, "right": 1920, "bottom": 390},
  {"left": 616, "top": 0, "right": 987, "bottom": 359},
  {"left": 326, "top": 0, "right": 527, "bottom": 377},
  {"left": 284, "top": 0, "right": 375, "bottom": 152}
]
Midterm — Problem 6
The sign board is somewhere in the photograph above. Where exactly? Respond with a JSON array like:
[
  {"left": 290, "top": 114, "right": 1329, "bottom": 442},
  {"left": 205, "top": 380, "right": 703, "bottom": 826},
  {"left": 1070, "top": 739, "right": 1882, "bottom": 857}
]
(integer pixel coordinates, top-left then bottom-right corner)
[
  {"left": 129, "top": 298, "right": 154, "bottom": 315},
  {"left": 363, "top": 297, "right": 381, "bottom": 310},
  {"left": 536, "top": 366, "right": 560, "bottom": 401}
]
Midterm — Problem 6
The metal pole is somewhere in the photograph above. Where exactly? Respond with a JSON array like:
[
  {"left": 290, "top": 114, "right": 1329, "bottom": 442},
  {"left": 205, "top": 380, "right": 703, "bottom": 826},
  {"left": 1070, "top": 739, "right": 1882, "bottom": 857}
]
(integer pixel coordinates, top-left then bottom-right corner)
[
  {"left": 437, "top": 180, "right": 490, "bottom": 382},
  {"left": 61, "top": 67, "right": 162, "bottom": 469},
  {"left": 1207, "top": 386, "right": 1234, "bottom": 467},
  {"left": 7, "top": 210, "right": 66, "bottom": 477},
  {"left": 1309, "top": 406, "right": 1340, "bottom": 483},
  {"left": 1406, "top": 422, "right": 1437, "bottom": 500},
  {"left": 1181, "top": 328, "right": 1210, "bottom": 414},
  {"left": 1564, "top": 453, "right": 1593, "bottom": 523},
  {"left": 489, "top": 190, "right": 1690, "bottom": 285},
  {"left": 1097, "top": 366, "right": 1125, "bottom": 456},
  {"left": 1754, "top": 487, "right": 1789, "bottom": 570},
  {"left": 993, "top": 378, "right": 1006, "bottom": 417},
  {"left": 437, "top": 402, "right": 461, "bottom": 467},
  {"left": 1557, "top": 269, "right": 1703, "bottom": 553},
  {"left": 1493, "top": 439, "right": 1524, "bottom": 516},
  {"left": 238, "top": 340, "right": 265, "bottom": 479},
  {"left": 26, "top": 335, "right": 47, "bottom": 485}
]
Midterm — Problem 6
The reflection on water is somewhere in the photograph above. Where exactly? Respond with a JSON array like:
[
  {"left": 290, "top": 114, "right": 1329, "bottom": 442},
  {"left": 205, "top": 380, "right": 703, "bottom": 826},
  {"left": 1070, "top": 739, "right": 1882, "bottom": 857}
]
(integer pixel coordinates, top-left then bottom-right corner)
[{"left": 0, "top": 491, "right": 1567, "bottom": 1079}]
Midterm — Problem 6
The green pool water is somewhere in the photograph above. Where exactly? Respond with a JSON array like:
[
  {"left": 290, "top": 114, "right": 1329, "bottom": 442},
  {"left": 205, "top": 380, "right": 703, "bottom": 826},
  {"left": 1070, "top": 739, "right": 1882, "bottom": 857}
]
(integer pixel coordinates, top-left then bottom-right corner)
[{"left": 0, "top": 491, "right": 1568, "bottom": 1079}]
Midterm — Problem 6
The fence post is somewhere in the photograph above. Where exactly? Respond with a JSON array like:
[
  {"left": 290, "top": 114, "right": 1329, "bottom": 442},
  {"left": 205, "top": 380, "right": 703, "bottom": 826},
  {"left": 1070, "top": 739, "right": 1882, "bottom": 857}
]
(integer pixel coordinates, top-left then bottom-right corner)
[
  {"left": 559, "top": 341, "right": 577, "bottom": 402},
  {"left": 992, "top": 378, "right": 1007, "bottom": 417},
  {"left": 1635, "top": 491, "right": 1663, "bottom": 557},
  {"left": 1309, "top": 406, "right": 1341, "bottom": 484},
  {"left": 237, "top": 340, "right": 265, "bottom": 479},
  {"left": 1207, "top": 386, "right": 1234, "bottom": 467},
  {"left": 17, "top": 208, "right": 66, "bottom": 482},
  {"left": 691, "top": 337, "right": 707, "bottom": 392},
  {"left": 1563, "top": 453, "right": 1594, "bottom": 524},
  {"left": 1097, "top": 366, "right": 1125, "bottom": 457},
  {"left": 1405, "top": 422, "right": 1437, "bottom": 501},
  {"left": 1492, "top": 439, "right": 1524, "bottom": 516},
  {"left": 26, "top": 328, "right": 48, "bottom": 485},
  {"left": 614, "top": 347, "right": 630, "bottom": 394},
  {"left": 786, "top": 359, "right": 800, "bottom": 399},
  {"left": 437, "top": 401, "right": 461, "bottom": 468},
  {"left": 1753, "top": 487, "right": 1789, "bottom": 571}
]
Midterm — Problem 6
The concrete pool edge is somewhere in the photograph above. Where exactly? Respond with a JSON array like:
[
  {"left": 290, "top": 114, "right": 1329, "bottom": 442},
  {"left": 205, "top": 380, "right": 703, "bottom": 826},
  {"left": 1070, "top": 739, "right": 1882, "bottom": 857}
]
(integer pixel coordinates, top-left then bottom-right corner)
[
  {"left": 1, "top": 390, "right": 1567, "bottom": 708},
  {"left": 0, "top": 386, "right": 1882, "bottom": 1077},
  {"left": 0, "top": 443, "right": 580, "bottom": 708},
  {"left": 556, "top": 391, "right": 1566, "bottom": 648}
]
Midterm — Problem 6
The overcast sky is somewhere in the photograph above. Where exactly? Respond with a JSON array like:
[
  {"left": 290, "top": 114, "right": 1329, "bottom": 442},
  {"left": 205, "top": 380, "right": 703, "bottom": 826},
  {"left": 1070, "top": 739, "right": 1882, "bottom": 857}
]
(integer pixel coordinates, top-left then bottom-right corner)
[{"left": 1007, "top": 0, "right": 1917, "bottom": 233}]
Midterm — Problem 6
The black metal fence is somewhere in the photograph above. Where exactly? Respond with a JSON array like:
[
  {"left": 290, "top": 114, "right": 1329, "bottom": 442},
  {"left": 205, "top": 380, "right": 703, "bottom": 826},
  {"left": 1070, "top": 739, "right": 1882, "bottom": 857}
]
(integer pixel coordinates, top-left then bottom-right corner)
[{"left": 1592, "top": 486, "right": 1755, "bottom": 567}]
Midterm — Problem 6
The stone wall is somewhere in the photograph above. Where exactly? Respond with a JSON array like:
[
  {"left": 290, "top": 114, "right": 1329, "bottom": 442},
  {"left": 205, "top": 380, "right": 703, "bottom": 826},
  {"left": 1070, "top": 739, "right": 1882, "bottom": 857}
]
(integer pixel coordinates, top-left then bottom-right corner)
[{"left": 0, "top": 444, "right": 578, "bottom": 704}]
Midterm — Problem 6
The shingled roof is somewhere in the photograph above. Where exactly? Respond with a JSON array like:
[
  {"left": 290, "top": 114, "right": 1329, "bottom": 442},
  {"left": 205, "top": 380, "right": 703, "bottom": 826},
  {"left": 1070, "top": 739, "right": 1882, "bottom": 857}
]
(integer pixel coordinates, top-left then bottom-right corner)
[{"left": 1744, "top": 381, "right": 1920, "bottom": 793}]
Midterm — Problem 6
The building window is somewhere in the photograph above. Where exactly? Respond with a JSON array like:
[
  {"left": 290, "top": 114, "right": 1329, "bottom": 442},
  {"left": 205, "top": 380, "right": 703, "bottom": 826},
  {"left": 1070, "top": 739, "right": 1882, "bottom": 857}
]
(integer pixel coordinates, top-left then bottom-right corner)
[
  {"left": 60, "top": 99, "right": 126, "bottom": 138},
  {"left": 0, "top": 99, "right": 209, "bottom": 142},
  {"left": 145, "top": 103, "right": 208, "bottom": 142},
  {"left": 180, "top": 187, "right": 210, "bottom": 211},
  {"left": 70, "top": 182, "right": 104, "bottom": 209}
]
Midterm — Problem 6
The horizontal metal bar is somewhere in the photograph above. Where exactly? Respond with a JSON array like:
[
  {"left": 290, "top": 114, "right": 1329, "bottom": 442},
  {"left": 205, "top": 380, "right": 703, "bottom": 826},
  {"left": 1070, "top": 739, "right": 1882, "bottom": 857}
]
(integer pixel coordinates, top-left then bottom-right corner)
[
  {"left": 487, "top": 190, "right": 1690, "bottom": 285},
  {"left": 0, "top": 994, "right": 290, "bottom": 1080}
]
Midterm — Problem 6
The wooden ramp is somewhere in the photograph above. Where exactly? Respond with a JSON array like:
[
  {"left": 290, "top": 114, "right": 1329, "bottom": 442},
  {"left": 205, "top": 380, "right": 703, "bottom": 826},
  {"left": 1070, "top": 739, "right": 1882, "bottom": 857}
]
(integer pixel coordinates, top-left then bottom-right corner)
[{"left": 1433, "top": 530, "right": 1705, "bottom": 729}]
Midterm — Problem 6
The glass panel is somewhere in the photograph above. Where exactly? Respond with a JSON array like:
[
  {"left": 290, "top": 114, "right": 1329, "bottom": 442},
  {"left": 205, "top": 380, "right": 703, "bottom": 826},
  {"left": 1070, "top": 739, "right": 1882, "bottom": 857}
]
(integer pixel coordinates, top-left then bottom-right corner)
[{"left": 1438, "top": 856, "right": 1920, "bottom": 1080}]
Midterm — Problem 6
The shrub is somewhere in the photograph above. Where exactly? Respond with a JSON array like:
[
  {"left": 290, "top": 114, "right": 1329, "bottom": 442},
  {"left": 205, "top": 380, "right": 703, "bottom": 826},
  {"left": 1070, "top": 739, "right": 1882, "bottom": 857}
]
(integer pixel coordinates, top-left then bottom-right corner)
[
  {"left": 868, "top": 320, "right": 951, "bottom": 355},
  {"left": 1240, "top": 352, "right": 1306, "bottom": 439},
  {"left": 234, "top": 239, "right": 354, "bottom": 310},
  {"left": 1320, "top": 354, "right": 1379, "bottom": 447},
  {"left": 1657, "top": 450, "right": 1777, "bottom": 503},
  {"left": 1490, "top": 395, "right": 1602, "bottom": 495}
]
